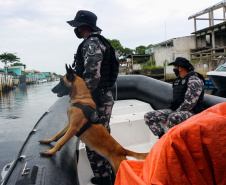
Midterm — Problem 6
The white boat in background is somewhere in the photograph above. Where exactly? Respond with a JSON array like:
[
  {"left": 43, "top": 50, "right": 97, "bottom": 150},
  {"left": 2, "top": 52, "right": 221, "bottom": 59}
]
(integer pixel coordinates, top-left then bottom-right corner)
[
  {"left": 37, "top": 79, "right": 47, "bottom": 83},
  {"left": 207, "top": 62, "right": 226, "bottom": 91}
]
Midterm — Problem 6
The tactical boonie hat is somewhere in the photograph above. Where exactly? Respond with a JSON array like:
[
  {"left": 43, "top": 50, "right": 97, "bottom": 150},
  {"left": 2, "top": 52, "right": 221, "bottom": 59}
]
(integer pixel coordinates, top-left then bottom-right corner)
[
  {"left": 67, "top": 10, "right": 102, "bottom": 32},
  {"left": 169, "top": 57, "right": 194, "bottom": 71}
]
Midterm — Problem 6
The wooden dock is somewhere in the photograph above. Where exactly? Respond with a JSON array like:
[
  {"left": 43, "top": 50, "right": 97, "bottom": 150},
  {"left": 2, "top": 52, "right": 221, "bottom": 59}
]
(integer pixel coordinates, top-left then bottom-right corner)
[{"left": 0, "top": 74, "right": 14, "bottom": 93}]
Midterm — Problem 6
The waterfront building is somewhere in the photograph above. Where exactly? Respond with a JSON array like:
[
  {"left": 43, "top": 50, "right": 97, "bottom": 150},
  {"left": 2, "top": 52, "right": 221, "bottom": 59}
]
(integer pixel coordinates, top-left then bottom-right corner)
[{"left": 148, "top": 1, "right": 226, "bottom": 80}]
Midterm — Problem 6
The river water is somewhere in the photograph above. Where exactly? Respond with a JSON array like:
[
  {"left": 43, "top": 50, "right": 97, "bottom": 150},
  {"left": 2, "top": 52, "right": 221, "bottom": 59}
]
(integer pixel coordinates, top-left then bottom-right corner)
[{"left": 0, "top": 81, "right": 59, "bottom": 181}]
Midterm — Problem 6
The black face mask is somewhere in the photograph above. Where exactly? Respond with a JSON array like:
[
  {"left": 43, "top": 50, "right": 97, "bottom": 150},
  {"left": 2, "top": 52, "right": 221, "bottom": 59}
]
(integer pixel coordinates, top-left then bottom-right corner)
[
  {"left": 173, "top": 68, "right": 179, "bottom": 77},
  {"left": 74, "top": 28, "right": 82, "bottom": 39}
]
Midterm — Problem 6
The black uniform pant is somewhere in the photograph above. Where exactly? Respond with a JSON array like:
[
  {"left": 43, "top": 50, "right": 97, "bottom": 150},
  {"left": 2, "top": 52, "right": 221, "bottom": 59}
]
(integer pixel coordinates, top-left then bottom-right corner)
[{"left": 86, "top": 90, "right": 114, "bottom": 178}]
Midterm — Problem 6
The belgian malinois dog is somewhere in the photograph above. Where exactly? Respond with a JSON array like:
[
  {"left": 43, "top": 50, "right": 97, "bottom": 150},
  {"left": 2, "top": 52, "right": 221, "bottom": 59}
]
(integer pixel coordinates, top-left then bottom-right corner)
[{"left": 39, "top": 64, "right": 148, "bottom": 172}]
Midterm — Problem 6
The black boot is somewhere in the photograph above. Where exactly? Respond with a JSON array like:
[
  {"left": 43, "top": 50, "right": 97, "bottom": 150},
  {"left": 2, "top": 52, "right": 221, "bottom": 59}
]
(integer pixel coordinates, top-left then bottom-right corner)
[
  {"left": 111, "top": 172, "right": 116, "bottom": 184},
  {"left": 158, "top": 131, "right": 165, "bottom": 139},
  {"left": 99, "top": 176, "right": 112, "bottom": 185},
  {"left": 91, "top": 177, "right": 100, "bottom": 184},
  {"left": 91, "top": 173, "right": 115, "bottom": 184}
]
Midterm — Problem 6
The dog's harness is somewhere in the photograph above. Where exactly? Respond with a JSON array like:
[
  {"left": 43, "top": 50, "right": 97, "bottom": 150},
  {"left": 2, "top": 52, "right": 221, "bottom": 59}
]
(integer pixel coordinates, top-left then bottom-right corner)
[{"left": 72, "top": 103, "right": 100, "bottom": 137}]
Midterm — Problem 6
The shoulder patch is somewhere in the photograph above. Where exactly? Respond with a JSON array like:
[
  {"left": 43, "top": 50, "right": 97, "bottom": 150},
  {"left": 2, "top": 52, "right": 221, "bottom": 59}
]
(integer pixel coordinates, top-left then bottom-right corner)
[{"left": 88, "top": 43, "right": 98, "bottom": 56}]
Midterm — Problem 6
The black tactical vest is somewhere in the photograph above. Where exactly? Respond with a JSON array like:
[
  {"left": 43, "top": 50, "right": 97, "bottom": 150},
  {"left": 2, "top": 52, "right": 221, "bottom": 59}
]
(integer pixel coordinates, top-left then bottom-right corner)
[
  {"left": 73, "top": 33, "right": 119, "bottom": 88},
  {"left": 172, "top": 71, "right": 205, "bottom": 113}
]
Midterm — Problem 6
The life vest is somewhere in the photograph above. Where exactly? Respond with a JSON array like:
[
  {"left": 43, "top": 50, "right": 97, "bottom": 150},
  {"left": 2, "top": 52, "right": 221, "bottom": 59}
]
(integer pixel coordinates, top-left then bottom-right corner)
[
  {"left": 73, "top": 33, "right": 119, "bottom": 88},
  {"left": 172, "top": 71, "right": 205, "bottom": 113}
]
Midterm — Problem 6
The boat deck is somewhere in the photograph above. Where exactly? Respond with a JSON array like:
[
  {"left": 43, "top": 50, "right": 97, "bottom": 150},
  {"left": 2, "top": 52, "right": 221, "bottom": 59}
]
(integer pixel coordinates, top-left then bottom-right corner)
[{"left": 77, "top": 99, "right": 169, "bottom": 185}]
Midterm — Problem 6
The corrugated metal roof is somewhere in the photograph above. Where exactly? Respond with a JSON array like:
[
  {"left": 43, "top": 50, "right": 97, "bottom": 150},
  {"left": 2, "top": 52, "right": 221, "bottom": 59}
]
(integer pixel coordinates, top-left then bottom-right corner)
[{"left": 153, "top": 38, "right": 174, "bottom": 47}]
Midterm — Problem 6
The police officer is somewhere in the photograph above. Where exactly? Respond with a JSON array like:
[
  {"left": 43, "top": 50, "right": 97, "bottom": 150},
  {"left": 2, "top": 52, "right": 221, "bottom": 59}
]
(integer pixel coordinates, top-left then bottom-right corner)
[
  {"left": 144, "top": 57, "right": 205, "bottom": 138},
  {"left": 67, "top": 10, "right": 119, "bottom": 185}
]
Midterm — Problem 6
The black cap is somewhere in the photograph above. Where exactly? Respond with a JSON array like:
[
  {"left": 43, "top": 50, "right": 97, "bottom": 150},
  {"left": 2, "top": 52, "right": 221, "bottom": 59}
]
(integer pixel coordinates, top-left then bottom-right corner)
[
  {"left": 67, "top": 10, "right": 102, "bottom": 32},
  {"left": 169, "top": 57, "right": 194, "bottom": 71}
]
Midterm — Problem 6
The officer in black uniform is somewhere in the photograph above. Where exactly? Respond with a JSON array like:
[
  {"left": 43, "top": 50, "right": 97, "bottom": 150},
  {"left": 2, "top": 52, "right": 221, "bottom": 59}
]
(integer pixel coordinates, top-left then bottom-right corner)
[
  {"left": 144, "top": 57, "right": 205, "bottom": 138},
  {"left": 67, "top": 10, "right": 119, "bottom": 185}
]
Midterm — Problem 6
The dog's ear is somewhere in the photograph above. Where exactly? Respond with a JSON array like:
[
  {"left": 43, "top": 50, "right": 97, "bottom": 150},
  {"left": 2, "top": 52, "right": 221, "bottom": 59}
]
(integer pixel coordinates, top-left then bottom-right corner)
[
  {"left": 66, "top": 64, "right": 75, "bottom": 82},
  {"left": 65, "top": 64, "right": 69, "bottom": 74},
  {"left": 66, "top": 73, "right": 75, "bottom": 82},
  {"left": 69, "top": 65, "right": 74, "bottom": 73}
]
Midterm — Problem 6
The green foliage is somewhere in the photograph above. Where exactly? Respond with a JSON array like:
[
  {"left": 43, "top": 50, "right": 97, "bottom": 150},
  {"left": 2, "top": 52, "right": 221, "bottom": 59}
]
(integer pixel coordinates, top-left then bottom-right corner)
[
  {"left": 10, "top": 62, "right": 26, "bottom": 69},
  {"left": 0, "top": 52, "right": 20, "bottom": 74},
  {"left": 123, "top": 47, "right": 133, "bottom": 57},
  {"left": 134, "top": 45, "right": 146, "bottom": 55},
  {"left": 0, "top": 52, "right": 20, "bottom": 63},
  {"left": 147, "top": 44, "right": 153, "bottom": 48},
  {"left": 107, "top": 39, "right": 153, "bottom": 63},
  {"left": 107, "top": 39, "right": 123, "bottom": 52},
  {"left": 163, "top": 61, "right": 170, "bottom": 67},
  {"left": 107, "top": 39, "right": 133, "bottom": 61},
  {"left": 141, "top": 60, "right": 164, "bottom": 70},
  {"left": 23, "top": 71, "right": 30, "bottom": 75},
  {"left": 133, "top": 45, "right": 152, "bottom": 64}
]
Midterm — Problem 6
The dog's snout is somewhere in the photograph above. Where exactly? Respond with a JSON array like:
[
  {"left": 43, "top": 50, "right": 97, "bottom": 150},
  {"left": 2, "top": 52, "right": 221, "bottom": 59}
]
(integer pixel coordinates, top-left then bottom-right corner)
[
  {"left": 51, "top": 80, "right": 69, "bottom": 97},
  {"left": 52, "top": 82, "right": 61, "bottom": 94},
  {"left": 51, "top": 87, "right": 56, "bottom": 93}
]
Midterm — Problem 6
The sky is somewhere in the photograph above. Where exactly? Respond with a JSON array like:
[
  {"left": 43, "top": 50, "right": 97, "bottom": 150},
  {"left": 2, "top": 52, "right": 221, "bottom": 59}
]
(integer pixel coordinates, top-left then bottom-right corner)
[{"left": 0, "top": 0, "right": 224, "bottom": 75}]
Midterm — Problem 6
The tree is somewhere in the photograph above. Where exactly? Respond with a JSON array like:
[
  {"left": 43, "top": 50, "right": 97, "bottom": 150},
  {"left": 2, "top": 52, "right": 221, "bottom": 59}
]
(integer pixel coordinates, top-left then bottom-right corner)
[
  {"left": 147, "top": 44, "right": 153, "bottom": 49},
  {"left": 134, "top": 45, "right": 147, "bottom": 55},
  {"left": 107, "top": 39, "right": 133, "bottom": 61},
  {"left": 10, "top": 62, "right": 26, "bottom": 69},
  {"left": 133, "top": 45, "right": 149, "bottom": 64},
  {"left": 0, "top": 52, "right": 20, "bottom": 74},
  {"left": 107, "top": 38, "right": 153, "bottom": 63},
  {"left": 122, "top": 47, "right": 133, "bottom": 58},
  {"left": 107, "top": 39, "right": 124, "bottom": 57}
]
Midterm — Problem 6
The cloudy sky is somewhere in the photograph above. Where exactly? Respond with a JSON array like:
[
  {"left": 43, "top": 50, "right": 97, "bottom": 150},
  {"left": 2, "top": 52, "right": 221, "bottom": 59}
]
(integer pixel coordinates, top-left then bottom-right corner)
[{"left": 0, "top": 0, "right": 224, "bottom": 75}]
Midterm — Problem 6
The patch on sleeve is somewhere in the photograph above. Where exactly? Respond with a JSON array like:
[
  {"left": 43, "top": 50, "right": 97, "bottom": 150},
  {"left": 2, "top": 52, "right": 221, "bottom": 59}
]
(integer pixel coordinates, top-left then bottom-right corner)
[
  {"left": 190, "top": 83, "right": 197, "bottom": 90},
  {"left": 87, "top": 43, "right": 98, "bottom": 56}
]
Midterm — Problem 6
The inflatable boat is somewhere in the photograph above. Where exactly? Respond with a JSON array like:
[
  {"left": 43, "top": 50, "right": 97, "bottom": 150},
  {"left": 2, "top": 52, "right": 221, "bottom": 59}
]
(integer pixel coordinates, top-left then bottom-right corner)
[{"left": 1, "top": 75, "right": 226, "bottom": 185}]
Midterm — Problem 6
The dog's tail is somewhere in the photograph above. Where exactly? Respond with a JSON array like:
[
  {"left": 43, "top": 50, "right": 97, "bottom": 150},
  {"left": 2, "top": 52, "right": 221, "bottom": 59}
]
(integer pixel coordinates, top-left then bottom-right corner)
[{"left": 125, "top": 149, "right": 149, "bottom": 160}]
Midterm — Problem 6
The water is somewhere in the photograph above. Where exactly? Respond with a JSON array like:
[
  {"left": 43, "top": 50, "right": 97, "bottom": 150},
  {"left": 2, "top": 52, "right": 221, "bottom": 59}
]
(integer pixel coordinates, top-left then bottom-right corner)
[{"left": 0, "top": 81, "right": 59, "bottom": 180}]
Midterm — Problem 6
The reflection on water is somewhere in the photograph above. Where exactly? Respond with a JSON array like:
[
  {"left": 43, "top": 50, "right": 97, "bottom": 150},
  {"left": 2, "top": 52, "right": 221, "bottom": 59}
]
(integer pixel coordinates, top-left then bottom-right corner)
[{"left": 0, "top": 81, "right": 59, "bottom": 179}]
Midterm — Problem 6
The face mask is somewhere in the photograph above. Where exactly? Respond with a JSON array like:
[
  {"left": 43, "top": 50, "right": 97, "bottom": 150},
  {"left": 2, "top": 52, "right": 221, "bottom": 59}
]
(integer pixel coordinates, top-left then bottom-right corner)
[
  {"left": 173, "top": 68, "right": 179, "bottom": 77},
  {"left": 74, "top": 28, "right": 82, "bottom": 39}
]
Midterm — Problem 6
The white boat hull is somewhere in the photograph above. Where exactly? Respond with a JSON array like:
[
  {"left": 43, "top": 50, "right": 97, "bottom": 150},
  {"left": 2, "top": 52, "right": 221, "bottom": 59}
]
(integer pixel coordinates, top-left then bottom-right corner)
[{"left": 207, "top": 71, "right": 226, "bottom": 90}]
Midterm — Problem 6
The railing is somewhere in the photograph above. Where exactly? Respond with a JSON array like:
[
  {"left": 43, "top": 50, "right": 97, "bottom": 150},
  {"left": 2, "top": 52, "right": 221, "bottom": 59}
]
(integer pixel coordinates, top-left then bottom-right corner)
[{"left": 190, "top": 46, "right": 226, "bottom": 61}]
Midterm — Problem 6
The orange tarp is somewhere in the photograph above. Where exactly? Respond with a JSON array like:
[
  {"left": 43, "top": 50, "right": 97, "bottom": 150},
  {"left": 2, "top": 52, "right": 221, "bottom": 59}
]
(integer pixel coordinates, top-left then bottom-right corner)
[{"left": 115, "top": 102, "right": 226, "bottom": 185}]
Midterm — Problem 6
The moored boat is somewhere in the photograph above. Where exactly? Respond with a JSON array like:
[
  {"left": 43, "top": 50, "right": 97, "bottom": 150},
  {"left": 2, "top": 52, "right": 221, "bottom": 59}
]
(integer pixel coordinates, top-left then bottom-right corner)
[
  {"left": 37, "top": 79, "right": 47, "bottom": 83},
  {"left": 207, "top": 61, "right": 226, "bottom": 91}
]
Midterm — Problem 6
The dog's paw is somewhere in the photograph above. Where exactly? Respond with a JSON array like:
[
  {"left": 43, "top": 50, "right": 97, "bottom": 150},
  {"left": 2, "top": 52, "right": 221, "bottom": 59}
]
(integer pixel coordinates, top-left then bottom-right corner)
[
  {"left": 39, "top": 140, "right": 52, "bottom": 144},
  {"left": 40, "top": 151, "right": 53, "bottom": 156}
]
